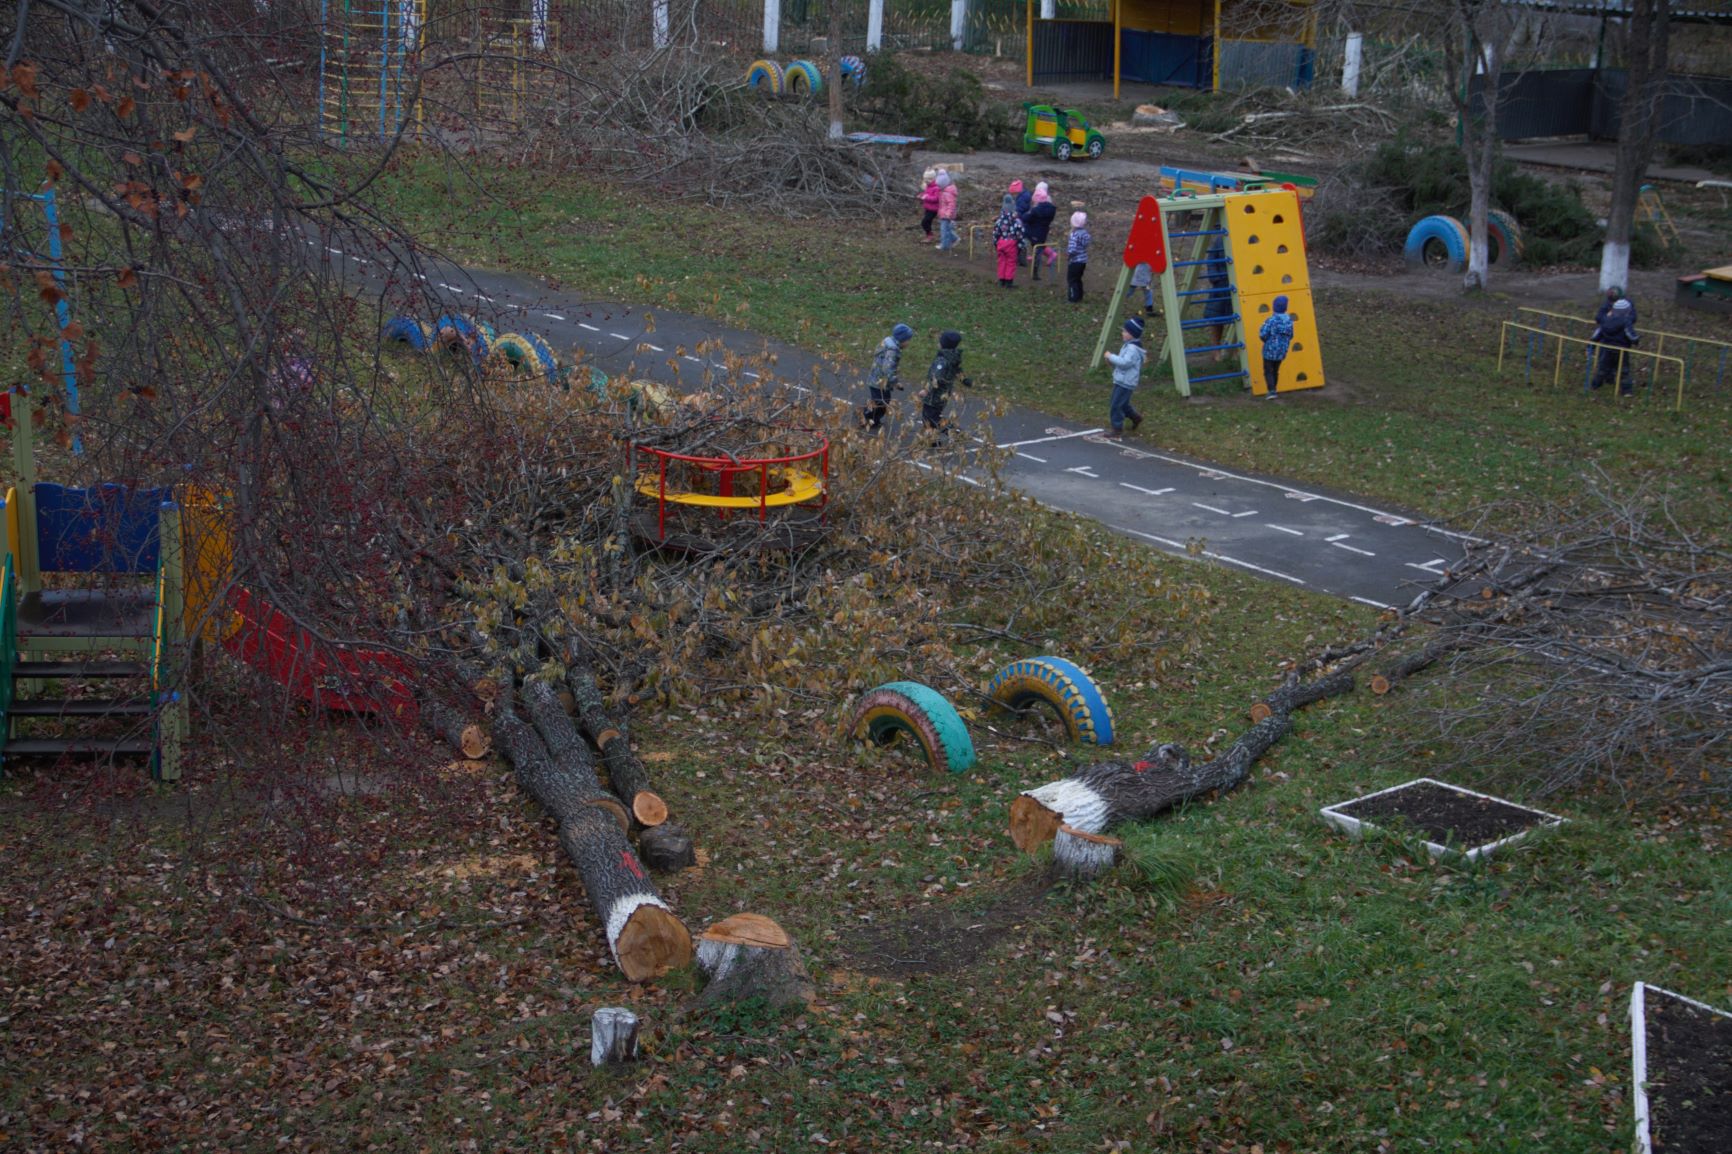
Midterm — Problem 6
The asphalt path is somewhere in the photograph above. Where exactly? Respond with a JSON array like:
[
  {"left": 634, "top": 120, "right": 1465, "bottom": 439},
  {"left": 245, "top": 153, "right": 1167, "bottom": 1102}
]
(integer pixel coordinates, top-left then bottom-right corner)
[{"left": 317, "top": 237, "right": 1474, "bottom": 611}]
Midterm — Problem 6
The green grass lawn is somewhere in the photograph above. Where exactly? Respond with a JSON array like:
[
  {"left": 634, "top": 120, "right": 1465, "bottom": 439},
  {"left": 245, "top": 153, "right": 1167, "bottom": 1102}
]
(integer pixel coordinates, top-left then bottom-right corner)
[{"left": 367, "top": 155, "right": 1732, "bottom": 539}]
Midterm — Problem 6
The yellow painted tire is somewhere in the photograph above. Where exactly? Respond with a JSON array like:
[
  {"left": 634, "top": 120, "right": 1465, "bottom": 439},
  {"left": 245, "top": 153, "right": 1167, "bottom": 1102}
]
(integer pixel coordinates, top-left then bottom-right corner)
[
  {"left": 784, "top": 60, "right": 822, "bottom": 96},
  {"left": 746, "top": 60, "right": 784, "bottom": 94}
]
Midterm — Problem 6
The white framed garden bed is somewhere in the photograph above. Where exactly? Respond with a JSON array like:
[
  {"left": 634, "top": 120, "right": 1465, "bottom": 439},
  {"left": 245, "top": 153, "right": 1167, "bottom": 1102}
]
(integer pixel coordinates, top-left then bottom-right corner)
[
  {"left": 1631, "top": 981, "right": 1732, "bottom": 1154},
  {"left": 1318, "top": 777, "right": 1565, "bottom": 862}
]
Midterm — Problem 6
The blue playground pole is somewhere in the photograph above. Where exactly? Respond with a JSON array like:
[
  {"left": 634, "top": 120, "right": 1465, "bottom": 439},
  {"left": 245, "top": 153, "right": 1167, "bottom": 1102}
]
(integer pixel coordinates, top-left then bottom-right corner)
[{"left": 2, "top": 189, "right": 84, "bottom": 453}]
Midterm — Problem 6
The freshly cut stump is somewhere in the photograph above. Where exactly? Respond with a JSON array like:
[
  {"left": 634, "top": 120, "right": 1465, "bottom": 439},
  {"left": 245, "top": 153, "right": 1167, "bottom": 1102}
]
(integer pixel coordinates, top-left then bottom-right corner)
[{"left": 695, "top": 913, "right": 814, "bottom": 1009}]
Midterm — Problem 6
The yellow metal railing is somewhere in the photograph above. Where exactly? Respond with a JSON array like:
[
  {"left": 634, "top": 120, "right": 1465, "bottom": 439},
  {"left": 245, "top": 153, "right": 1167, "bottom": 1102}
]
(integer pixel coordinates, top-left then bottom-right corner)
[
  {"left": 1517, "top": 306, "right": 1730, "bottom": 394},
  {"left": 1498, "top": 321, "right": 1687, "bottom": 411}
]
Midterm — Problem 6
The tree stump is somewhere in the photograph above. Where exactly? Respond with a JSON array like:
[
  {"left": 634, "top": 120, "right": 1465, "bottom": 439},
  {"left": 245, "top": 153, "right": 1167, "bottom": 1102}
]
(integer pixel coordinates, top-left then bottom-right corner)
[
  {"left": 589, "top": 1007, "right": 640, "bottom": 1066},
  {"left": 1053, "top": 824, "right": 1122, "bottom": 880},
  {"left": 695, "top": 913, "right": 814, "bottom": 1009},
  {"left": 639, "top": 822, "right": 696, "bottom": 872}
]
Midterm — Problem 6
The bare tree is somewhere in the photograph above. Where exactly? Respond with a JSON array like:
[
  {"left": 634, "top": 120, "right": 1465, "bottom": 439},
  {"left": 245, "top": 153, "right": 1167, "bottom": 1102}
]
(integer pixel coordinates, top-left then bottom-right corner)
[{"left": 1600, "top": 0, "right": 1672, "bottom": 293}]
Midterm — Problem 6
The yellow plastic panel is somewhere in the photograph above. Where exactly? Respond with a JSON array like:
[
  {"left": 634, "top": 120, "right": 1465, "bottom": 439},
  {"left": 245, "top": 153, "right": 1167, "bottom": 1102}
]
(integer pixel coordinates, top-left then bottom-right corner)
[
  {"left": 1223, "top": 190, "right": 1309, "bottom": 297},
  {"left": 1241, "top": 295, "right": 1324, "bottom": 394}
]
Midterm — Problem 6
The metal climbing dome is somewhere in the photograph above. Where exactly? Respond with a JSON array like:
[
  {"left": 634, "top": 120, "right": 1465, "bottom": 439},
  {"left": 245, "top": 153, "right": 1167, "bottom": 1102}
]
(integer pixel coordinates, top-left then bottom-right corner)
[{"left": 319, "top": 0, "right": 425, "bottom": 143}]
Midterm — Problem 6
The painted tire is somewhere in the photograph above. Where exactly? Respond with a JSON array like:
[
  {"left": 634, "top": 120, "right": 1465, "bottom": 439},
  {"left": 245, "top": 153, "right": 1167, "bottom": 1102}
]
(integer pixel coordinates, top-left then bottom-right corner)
[
  {"left": 381, "top": 315, "right": 431, "bottom": 351},
  {"left": 784, "top": 60, "right": 822, "bottom": 96},
  {"left": 839, "top": 54, "right": 867, "bottom": 87},
  {"left": 1053, "top": 137, "right": 1073, "bottom": 161},
  {"left": 520, "top": 330, "right": 562, "bottom": 382},
  {"left": 1487, "top": 210, "right": 1524, "bottom": 266},
  {"left": 850, "top": 681, "right": 976, "bottom": 774},
  {"left": 1085, "top": 135, "right": 1105, "bottom": 159},
  {"left": 986, "top": 656, "right": 1115, "bottom": 746},
  {"left": 433, "top": 314, "right": 489, "bottom": 360},
  {"left": 746, "top": 60, "right": 784, "bottom": 93},
  {"left": 492, "top": 331, "right": 537, "bottom": 369},
  {"left": 1403, "top": 215, "right": 1468, "bottom": 273}
]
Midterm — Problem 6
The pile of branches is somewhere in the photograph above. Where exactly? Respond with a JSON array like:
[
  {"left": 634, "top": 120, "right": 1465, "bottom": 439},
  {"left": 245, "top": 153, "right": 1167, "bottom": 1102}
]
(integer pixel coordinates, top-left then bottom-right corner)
[{"left": 1381, "top": 480, "right": 1731, "bottom": 803}]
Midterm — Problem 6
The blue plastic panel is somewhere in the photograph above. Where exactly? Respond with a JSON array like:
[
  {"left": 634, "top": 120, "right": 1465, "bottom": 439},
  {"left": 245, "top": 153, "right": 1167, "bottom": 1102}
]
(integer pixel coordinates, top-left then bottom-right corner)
[{"left": 34, "top": 483, "right": 167, "bottom": 573}]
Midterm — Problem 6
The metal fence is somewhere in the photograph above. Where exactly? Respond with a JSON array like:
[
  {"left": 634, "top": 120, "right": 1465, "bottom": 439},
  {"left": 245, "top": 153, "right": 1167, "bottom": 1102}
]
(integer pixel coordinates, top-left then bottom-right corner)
[{"left": 1471, "top": 68, "right": 1732, "bottom": 146}]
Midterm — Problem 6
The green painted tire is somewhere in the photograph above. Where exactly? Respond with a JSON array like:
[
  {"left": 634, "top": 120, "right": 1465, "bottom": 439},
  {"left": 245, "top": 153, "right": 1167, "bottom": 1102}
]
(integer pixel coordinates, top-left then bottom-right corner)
[
  {"left": 784, "top": 60, "right": 822, "bottom": 96},
  {"left": 986, "top": 656, "right": 1115, "bottom": 746},
  {"left": 850, "top": 680, "right": 976, "bottom": 774}
]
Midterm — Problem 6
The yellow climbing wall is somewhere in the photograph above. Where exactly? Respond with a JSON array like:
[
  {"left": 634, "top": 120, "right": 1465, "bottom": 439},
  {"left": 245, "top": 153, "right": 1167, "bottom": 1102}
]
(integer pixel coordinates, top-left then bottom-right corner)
[{"left": 1224, "top": 189, "right": 1324, "bottom": 395}]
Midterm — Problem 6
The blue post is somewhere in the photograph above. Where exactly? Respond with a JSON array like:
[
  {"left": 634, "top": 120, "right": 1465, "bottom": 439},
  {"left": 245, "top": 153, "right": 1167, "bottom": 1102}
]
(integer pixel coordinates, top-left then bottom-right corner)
[{"left": 5, "top": 191, "right": 84, "bottom": 454}]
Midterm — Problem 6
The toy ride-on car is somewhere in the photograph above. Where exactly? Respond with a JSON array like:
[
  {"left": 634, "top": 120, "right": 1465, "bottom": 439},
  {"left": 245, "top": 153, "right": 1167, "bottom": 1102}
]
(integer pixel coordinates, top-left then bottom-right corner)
[{"left": 1022, "top": 103, "right": 1106, "bottom": 161}]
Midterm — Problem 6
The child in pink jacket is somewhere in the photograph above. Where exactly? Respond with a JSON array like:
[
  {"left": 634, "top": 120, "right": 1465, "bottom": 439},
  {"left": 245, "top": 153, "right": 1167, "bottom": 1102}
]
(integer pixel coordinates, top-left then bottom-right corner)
[
  {"left": 919, "top": 168, "right": 940, "bottom": 241},
  {"left": 936, "top": 170, "right": 959, "bottom": 252}
]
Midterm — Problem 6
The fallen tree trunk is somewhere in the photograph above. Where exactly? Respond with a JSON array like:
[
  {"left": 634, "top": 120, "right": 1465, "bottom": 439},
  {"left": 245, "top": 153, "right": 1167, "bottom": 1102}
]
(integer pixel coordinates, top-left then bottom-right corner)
[
  {"left": 1249, "top": 669, "right": 1356, "bottom": 721},
  {"left": 491, "top": 692, "right": 692, "bottom": 981},
  {"left": 419, "top": 693, "right": 491, "bottom": 760},
  {"left": 522, "top": 677, "right": 632, "bottom": 832},
  {"left": 1012, "top": 671, "right": 1355, "bottom": 851},
  {"left": 565, "top": 663, "right": 668, "bottom": 826}
]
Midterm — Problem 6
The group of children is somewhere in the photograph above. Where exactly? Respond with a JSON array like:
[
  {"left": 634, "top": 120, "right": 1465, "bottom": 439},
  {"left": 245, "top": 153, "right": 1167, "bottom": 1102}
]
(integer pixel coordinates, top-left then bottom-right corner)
[
  {"left": 922, "top": 169, "right": 1093, "bottom": 303},
  {"left": 892, "top": 172, "right": 1299, "bottom": 441}
]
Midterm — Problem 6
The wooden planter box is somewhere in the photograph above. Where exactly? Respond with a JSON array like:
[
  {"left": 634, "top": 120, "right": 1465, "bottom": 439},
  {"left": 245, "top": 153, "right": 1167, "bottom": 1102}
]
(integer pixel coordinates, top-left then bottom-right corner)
[
  {"left": 1318, "top": 777, "right": 1565, "bottom": 862},
  {"left": 1631, "top": 981, "right": 1732, "bottom": 1154}
]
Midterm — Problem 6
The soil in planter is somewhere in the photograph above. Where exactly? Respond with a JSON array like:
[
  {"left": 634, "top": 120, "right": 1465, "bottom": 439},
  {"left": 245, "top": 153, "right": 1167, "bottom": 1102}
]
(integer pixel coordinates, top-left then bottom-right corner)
[
  {"left": 1335, "top": 781, "right": 1548, "bottom": 849},
  {"left": 1646, "top": 990, "right": 1732, "bottom": 1154}
]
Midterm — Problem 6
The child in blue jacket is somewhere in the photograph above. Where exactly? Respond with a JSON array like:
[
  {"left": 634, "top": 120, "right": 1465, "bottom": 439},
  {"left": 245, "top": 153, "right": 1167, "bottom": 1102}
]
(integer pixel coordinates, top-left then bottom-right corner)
[
  {"left": 1103, "top": 316, "right": 1145, "bottom": 437},
  {"left": 1257, "top": 295, "right": 1295, "bottom": 399},
  {"left": 862, "top": 322, "right": 914, "bottom": 431}
]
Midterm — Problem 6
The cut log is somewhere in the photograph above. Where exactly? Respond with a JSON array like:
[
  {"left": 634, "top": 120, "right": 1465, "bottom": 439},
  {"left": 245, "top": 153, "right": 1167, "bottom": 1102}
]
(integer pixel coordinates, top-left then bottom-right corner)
[
  {"left": 639, "top": 822, "right": 696, "bottom": 872},
  {"left": 565, "top": 663, "right": 668, "bottom": 827},
  {"left": 589, "top": 1008, "right": 640, "bottom": 1066},
  {"left": 491, "top": 693, "right": 692, "bottom": 982},
  {"left": 1371, "top": 637, "right": 1471, "bottom": 695},
  {"left": 522, "top": 678, "right": 630, "bottom": 832},
  {"left": 419, "top": 694, "right": 492, "bottom": 760},
  {"left": 1053, "top": 824, "right": 1122, "bottom": 880},
  {"left": 1249, "top": 669, "right": 1355, "bottom": 722},
  {"left": 695, "top": 913, "right": 814, "bottom": 1009}
]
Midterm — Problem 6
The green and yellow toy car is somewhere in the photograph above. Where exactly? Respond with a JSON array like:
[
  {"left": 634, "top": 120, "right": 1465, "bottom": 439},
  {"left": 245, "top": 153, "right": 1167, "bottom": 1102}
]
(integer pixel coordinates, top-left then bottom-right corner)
[{"left": 1022, "top": 103, "right": 1106, "bottom": 161}]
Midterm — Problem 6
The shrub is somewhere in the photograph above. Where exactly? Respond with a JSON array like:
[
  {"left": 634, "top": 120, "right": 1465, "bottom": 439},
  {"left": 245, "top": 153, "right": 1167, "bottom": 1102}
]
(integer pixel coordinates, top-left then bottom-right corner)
[{"left": 847, "top": 54, "right": 1020, "bottom": 151}]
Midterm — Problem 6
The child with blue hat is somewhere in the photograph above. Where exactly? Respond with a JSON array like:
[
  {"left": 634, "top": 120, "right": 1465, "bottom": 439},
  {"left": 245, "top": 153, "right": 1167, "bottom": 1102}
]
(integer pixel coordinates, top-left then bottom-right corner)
[{"left": 1257, "top": 295, "right": 1295, "bottom": 399}]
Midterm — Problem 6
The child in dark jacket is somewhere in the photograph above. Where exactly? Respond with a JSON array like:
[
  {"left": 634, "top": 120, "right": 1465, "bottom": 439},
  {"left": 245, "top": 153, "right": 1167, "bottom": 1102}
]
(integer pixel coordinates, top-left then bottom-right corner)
[
  {"left": 1590, "top": 294, "right": 1639, "bottom": 396},
  {"left": 1024, "top": 184, "right": 1057, "bottom": 280},
  {"left": 1066, "top": 212, "right": 1091, "bottom": 303},
  {"left": 862, "top": 322, "right": 914, "bottom": 431},
  {"left": 1257, "top": 295, "right": 1295, "bottom": 399},
  {"left": 919, "top": 330, "right": 972, "bottom": 444}
]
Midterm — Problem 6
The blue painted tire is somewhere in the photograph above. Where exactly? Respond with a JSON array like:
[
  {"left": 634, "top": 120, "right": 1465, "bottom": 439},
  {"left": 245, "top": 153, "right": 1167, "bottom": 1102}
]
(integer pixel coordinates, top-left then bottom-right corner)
[
  {"left": 746, "top": 60, "right": 784, "bottom": 93},
  {"left": 850, "top": 681, "right": 976, "bottom": 774},
  {"left": 784, "top": 60, "right": 822, "bottom": 96},
  {"left": 1487, "top": 210, "right": 1524, "bottom": 266},
  {"left": 433, "top": 314, "right": 489, "bottom": 360},
  {"left": 840, "top": 55, "right": 867, "bottom": 87},
  {"left": 1403, "top": 215, "right": 1468, "bottom": 273},
  {"left": 520, "top": 330, "right": 562, "bottom": 382},
  {"left": 986, "top": 656, "right": 1115, "bottom": 746},
  {"left": 381, "top": 315, "right": 430, "bottom": 351}
]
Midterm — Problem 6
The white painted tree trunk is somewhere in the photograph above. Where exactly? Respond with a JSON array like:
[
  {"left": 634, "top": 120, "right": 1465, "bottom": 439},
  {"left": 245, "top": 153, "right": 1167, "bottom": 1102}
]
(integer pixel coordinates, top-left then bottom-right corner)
[
  {"left": 1342, "top": 32, "right": 1363, "bottom": 96},
  {"left": 764, "top": 0, "right": 780, "bottom": 53},
  {"left": 951, "top": 0, "right": 967, "bottom": 50},
  {"left": 652, "top": 0, "right": 669, "bottom": 48},
  {"left": 1599, "top": 240, "right": 1632, "bottom": 294},
  {"left": 868, "top": 0, "right": 884, "bottom": 50},
  {"left": 590, "top": 1008, "right": 640, "bottom": 1066}
]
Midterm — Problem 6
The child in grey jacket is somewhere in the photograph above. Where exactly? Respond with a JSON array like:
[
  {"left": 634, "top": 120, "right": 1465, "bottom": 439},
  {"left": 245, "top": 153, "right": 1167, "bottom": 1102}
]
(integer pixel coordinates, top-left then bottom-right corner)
[{"left": 1103, "top": 316, "right": 1145, "bottom": 436}]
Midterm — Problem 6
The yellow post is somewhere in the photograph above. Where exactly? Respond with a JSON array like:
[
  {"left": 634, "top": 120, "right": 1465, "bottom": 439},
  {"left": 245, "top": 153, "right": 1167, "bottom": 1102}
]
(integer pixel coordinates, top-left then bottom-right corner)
[
  {"left": 1213, "top": 0, "right": 1223, "bottom": 92},
  {"left": 1553, "top": 331, "right": 1564, "bottom": 386},
  {"left": 1497, "top": 324, "right": 1507, "bottom": 374}
]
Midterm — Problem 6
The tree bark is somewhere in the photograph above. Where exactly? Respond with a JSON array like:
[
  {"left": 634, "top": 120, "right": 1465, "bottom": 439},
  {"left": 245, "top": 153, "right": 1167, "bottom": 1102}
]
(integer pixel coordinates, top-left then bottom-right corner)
[
  {"left": 522, "top": 678, "right": 631, "bottom": 832},
  {"left": 491, "top": 693, "right": 692, "bottom": 982},
  {"left": 1600, "top": 0, "right": 1671, "bottom": 292},
  {"left": 695, "top": 914, "right": 814, "bottom": 1009},
  {"left": 1249, "top": 669, "right": 1356, "bottom": 721},
  {"left": 564, "top": 664, "right": 668, "bottom": 826},
  {"left": 1053, "top": 824, "right": 1121, "bottom": 880},
  {"left": 827, "top": 0, "right": 845, "bottom": 140},
  {"left": 419, "top": 693, "right": 491, "bottom": 760},
  {"left": 589, "top": 1008, "right": 640, "bottom": 1066}
]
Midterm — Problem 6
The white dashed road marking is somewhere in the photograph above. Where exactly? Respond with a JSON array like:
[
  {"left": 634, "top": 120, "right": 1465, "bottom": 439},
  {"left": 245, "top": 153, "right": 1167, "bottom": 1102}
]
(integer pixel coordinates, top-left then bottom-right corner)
[
  {"left": 609, "top": 332, "right": 631, "bottom": 340},
  {"left": 1120, "top": 483, "right": 1174, "bottom": 496},
  {"left": 577, "top": 323, "right": 600, "bottom": 332},
  {"left": 1114, "top": 525, "right": 1306, "bottom": 585},
  {"left": 997, "top": 429, "right": 1104, "bottom": 448},
  {"left": 1017, "top": 453, "right": 1047, "bottom": 463},
  {"left": 1267, "top": 524, "right": 1303, "bottom": 536},
  {"left": 1231, "top": 510, "right": 1258, "bottom": 518},
  {"left": 1407, "top": 558, "right": 1450, "bottom": 574},
  {"left": 1192, "top": 502, "right": 1233, "bottom": 516},
  {"left": 1351, "top": 595, "right": 1392, "bottom": 609},
  {"left": 1065, "top": 466, "right": 1100, "bottom": 478}
]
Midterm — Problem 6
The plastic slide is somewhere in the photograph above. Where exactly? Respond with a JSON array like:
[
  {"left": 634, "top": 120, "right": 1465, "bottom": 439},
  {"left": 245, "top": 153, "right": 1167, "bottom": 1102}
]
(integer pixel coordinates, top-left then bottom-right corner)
[{"left": 222, "top": 585, "right": 418, "bottom": 723}]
